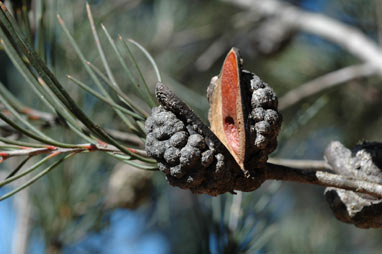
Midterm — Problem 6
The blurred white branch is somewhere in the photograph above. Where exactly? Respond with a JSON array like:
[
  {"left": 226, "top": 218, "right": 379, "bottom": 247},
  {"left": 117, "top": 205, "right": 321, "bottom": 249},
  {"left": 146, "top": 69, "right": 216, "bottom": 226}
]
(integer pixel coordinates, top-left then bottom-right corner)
[
  {"left": 228, "top": 191, "right": 242, "bottom": 231},
  {"left": 225, "top": 0, "right": 382, "bottom": 72},
  {"left": 195, "top": 34, "right": 229, "bottom": 71},
  {"left": 12, "top": 189, "right": 31, "bottom": 254},
  {"left": 268, "top": 158, "right": 331, "bottom": 171},
  {"left": 278, "top": 63, "right": 377, "bottom": 110}
]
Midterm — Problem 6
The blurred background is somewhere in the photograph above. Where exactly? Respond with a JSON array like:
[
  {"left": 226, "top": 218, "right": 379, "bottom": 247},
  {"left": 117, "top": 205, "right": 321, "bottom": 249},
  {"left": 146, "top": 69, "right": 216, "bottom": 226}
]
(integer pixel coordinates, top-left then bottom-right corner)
[{"left": 0, "top": 0, "right": 382, "bottom": 253}]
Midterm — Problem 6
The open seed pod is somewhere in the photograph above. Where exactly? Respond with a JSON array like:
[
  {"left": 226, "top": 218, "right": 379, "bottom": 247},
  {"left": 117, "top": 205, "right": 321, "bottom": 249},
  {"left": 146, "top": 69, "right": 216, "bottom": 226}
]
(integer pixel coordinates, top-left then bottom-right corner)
[
  {"left": 324, "top": 141, "right": 382, "bottom": 228},
  {"left": 146, "top": 83, "right": 266, "bottom": 195},
  {"left": 208, "top": 48, "right": 281, "bottom": 176},
  {"left": 145, "top": 48, "right": 282, "bottom": 195}
]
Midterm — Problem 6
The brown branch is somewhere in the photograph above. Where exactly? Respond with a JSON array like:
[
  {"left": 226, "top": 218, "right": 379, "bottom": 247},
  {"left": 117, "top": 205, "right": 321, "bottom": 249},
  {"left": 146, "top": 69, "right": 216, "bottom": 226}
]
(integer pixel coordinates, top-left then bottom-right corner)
[
  {"left": 263, "top": 163, "right": 382, "bottom": 198},
  {"left": 0, "top": 143, "right": 147, "bottom": 161},
  {"left": 20, "top": 107, "right": 57, "bottom": 124},
  {"left": 278, "top": 63, "right": 377, "bottom": 110}
]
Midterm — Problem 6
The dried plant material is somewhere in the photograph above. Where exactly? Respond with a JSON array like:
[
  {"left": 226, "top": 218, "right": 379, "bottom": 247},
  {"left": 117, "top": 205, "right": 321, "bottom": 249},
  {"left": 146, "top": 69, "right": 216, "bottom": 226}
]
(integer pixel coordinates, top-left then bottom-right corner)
[
  {"left": 325, "top": 141, "right": 382, "bottom": 228},
  {"left": 208, "top": 48, "right": 248, "bottom": 173},
  {"left": 144, "top": 82, "right": 265, "bottom": 195},
  {"left": 208, "top": 48, "right": 281, "bottom": 176},
  {"left": 145, "top": 47, "right": 282, "bottom": 195}
]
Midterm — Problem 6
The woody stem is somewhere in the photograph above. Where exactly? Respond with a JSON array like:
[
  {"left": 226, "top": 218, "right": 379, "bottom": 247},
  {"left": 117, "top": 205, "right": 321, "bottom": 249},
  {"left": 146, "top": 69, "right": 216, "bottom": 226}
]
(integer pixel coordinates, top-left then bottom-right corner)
[{"left": 262, "top": 163, "right": 382, "bottom": 198}]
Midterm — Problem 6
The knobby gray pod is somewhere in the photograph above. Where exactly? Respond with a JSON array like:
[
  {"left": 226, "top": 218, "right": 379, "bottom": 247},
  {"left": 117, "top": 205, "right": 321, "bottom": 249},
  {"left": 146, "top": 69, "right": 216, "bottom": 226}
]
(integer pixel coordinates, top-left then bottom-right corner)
[
  {"left": 325, "top": 141, "right": 382, "bottom": 228},
  {"left": 145, "top": 48, "right": 281, "bottom": 195}
]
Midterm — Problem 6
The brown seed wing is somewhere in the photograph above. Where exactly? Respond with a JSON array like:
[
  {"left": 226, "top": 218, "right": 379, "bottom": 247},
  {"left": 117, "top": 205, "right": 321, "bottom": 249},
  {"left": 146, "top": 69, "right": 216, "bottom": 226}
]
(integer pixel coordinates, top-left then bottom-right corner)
[{"left": 208, "top": 48, "right": 247, "bottom": 170}]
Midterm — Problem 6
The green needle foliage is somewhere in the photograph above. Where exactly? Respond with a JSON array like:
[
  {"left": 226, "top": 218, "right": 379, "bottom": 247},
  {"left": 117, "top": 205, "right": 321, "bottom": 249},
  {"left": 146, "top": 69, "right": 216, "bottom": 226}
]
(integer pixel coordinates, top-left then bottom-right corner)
[{"left": 0, "top": 1, "right": 158, "bottom": 202}]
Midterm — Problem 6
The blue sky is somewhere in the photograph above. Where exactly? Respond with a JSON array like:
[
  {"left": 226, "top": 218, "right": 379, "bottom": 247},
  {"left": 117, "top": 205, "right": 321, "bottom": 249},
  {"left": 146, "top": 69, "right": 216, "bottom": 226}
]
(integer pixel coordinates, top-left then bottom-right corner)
[{"left": 0, "top": 189, "right": 16, "bottom": 254}]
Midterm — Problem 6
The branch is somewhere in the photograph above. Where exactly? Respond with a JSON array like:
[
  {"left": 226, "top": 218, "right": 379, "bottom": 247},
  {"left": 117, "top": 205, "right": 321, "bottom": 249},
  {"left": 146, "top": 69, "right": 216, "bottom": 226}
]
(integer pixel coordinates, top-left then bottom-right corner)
[
  {"left": 195, "top": 34, "right": 229, "bottom": 71},
  {"left": 267, "top": 158, "right": 331, "bottom": 171},
  {"left": 0, "top": 143, "right": 147, "bottom": 161},
  {"left": 19, "top": 107, "right": 57, "bottom": 125},
  {"left": 263, "top": 163, "right": 382, "bottom": 198},
  {"left": 278, "top": 63, "right": 377, "bottom": 110},
  {"left": 225, "top": 0, "right": 382, "bottom": 72}
]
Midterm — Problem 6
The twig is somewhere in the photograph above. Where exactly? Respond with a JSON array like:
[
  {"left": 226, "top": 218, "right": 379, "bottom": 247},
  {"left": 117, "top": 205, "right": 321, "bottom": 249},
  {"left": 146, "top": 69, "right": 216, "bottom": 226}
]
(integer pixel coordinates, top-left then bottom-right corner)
[
  {"left": 278, "top": 63, "right": 377, "bottom": 110},
  {"left": 225, "top": 0, "right": 382, "bottom": 72},
  {"left": 264, "top": 163, "right": 382, "bottom": 198},
  {"left": 17, "top": 107, "right": 56, "bottom": 124},
  {"left": 0, "top": 143, "right": 147, "bottom": 160},
  {"left": 267, "top": 158, "right": 331, "bottom": 171}
]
